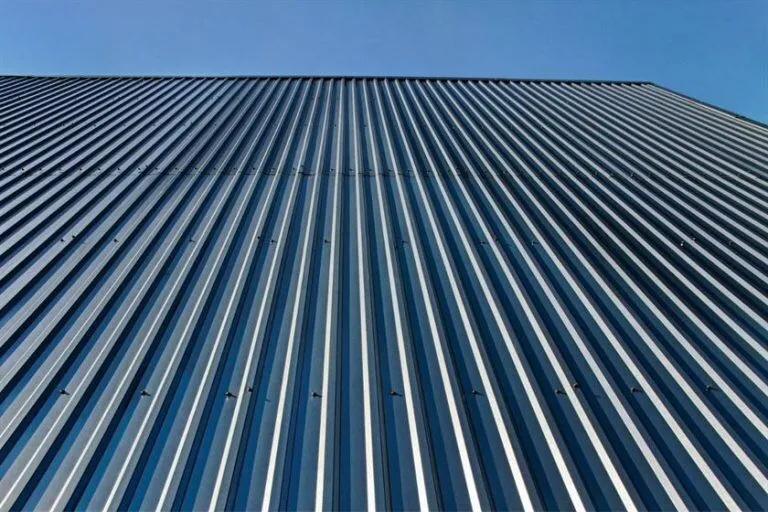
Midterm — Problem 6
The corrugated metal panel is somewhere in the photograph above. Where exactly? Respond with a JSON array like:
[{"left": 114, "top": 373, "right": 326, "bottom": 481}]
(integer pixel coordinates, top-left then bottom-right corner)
[{"left": 0, "top": 76, "right": 766, "bottom": 511}]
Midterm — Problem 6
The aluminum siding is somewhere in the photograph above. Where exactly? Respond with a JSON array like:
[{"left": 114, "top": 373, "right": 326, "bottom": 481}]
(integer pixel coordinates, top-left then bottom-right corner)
[{"left": 0, "top": 76, "right": 766, "bottom": 511}]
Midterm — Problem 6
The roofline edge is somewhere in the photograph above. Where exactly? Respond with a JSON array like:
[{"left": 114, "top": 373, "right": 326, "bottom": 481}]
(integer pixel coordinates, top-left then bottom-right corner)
[
  {"left": 8, "top": 74, "right": 763, "bottom": 127},
  {"left": 0, "top": 73, "right": 652, "bottom": 85},
  {"left": 648, "top": 82, "right": 768, "bottom": 130}
]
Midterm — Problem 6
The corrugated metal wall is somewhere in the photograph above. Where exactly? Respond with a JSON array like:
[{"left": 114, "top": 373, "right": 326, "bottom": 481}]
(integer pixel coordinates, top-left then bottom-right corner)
[{"left": 0, "top": 76, "right": 766, "bottom": 511}]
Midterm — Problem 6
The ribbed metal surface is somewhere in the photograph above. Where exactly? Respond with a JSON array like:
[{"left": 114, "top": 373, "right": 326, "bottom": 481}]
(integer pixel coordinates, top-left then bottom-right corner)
[{"left": 0, "top": 76, "right": 766, "bottom": 511}]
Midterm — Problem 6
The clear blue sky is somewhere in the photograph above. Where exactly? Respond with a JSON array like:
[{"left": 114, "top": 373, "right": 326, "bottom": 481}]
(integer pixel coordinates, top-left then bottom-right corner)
[{"left": 1, "top": 0, "right": 766, "bottom": 122}]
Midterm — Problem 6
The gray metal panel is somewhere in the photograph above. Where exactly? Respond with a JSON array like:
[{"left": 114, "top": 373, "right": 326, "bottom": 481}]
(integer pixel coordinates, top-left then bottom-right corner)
[{"left": 0, "top": 76, "right": 765, "bottom": 511}]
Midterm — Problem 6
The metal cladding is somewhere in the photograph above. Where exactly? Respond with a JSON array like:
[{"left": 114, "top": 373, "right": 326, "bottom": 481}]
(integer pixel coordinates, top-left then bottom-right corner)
[{"left": 0, "top": 75, "right": 766, "bottom": 511}]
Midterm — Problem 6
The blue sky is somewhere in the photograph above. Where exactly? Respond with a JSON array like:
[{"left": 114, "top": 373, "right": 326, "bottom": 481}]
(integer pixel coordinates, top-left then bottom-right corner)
[{"left": 1, "top": 1, "right": 766, "bottom": 122}]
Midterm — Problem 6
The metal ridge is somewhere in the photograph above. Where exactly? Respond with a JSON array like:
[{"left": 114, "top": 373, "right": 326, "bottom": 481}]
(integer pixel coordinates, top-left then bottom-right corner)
[
  {"left": 9, "top": 75, "right": 764, "bottom": 129},
  {"left": 0, "top": 73, "right": 653, "bottom": 85}
]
